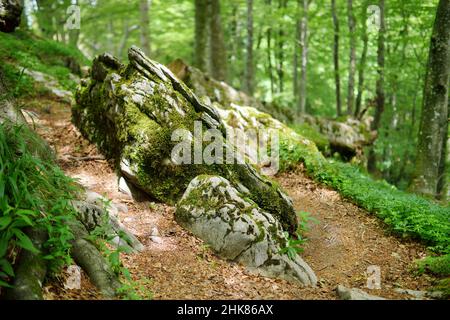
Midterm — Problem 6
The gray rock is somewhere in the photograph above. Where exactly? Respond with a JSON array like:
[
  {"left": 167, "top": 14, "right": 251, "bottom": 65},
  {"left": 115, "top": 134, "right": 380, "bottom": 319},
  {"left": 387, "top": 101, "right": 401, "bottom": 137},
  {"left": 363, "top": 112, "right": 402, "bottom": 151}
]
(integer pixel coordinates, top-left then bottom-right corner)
[
  {"left": 336, "top": 285, "right": 386, "bottom": 300},
  {"left": 21, "top": 68, "right": 73, "bottom": 103},
  {"left": 394, "top": 288, "right": 445, "bottom": 300},
  {"left": 175, "top": 175, "right": 317, "bottom": 286}
]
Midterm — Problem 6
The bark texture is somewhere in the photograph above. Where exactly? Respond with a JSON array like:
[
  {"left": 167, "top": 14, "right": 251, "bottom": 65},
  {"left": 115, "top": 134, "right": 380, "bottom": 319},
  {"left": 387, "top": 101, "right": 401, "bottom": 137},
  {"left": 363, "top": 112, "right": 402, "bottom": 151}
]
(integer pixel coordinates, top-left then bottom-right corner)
[
  {"left": 412, "top": 0, "right": 450, "bottom": 198},
  {"left": 4, "top": 229, "right": 48, "bottom": 300}
]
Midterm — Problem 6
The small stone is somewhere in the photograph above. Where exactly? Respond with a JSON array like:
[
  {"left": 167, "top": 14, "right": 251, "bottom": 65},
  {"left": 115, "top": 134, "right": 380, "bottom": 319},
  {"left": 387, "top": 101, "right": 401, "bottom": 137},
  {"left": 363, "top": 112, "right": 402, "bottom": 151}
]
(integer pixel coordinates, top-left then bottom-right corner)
[
  {"left": 64, "top": 265, "right": 81, "bottom": 290},
  {"left": 114, "top": 202, "right": 129, "bottom": 214},
  {"left": 150, "top": 236, "right": 163, "bottom": 244},
  {"left": 150, "top": 226, "right": 160, "bottom": 237}
]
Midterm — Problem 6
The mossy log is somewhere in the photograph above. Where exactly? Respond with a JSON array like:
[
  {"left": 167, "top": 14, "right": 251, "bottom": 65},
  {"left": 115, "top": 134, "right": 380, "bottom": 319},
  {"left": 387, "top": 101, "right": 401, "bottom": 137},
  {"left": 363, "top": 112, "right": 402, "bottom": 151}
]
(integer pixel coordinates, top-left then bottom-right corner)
[{"left": 73, "top": 46, "right": 299, "bottom": 234}]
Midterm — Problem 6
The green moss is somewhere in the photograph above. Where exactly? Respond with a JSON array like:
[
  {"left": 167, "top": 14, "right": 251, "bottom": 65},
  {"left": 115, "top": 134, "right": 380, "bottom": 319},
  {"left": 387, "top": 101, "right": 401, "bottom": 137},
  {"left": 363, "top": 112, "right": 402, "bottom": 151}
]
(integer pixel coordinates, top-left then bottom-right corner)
[
  {"left": 290, "top": 123, "right": 330, "bottom": 154},
  {"left": 0, "top": 31, "right": 88, "bottom": 95},
  {"left": 415, "top": 254, "right": 450, "bottom": 276}
]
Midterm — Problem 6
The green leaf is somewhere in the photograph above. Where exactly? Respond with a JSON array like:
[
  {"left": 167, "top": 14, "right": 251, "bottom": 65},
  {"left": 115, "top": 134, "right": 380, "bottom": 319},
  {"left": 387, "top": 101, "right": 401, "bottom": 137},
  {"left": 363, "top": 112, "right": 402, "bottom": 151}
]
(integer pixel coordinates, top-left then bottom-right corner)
[
  {"left": 0, "top": 259, "right": 14, "bottom": 277},
  {"left": 0, "top": 279, "right": 13, "bottom": 288},
  {"left": 12, "top": 229, "right": 39, "bottom": 254},
  {"left": 0, "top": 216, "right": 12, "bottom": 230}
]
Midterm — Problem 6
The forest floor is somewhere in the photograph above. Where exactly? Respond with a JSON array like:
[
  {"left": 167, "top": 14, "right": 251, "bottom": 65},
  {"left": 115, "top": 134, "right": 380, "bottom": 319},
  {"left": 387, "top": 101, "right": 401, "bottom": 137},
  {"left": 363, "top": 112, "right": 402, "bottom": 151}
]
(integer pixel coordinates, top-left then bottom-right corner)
[{"left": 26, "top": 97, "right": 437, "bottom": 300}]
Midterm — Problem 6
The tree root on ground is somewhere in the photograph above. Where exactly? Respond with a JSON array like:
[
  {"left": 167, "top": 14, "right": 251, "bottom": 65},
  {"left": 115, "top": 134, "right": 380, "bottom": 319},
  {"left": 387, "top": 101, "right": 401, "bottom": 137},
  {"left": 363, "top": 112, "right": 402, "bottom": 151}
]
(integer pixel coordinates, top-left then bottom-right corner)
[{"left": 4, "top": 228, "right": 48, "bottom": 300}]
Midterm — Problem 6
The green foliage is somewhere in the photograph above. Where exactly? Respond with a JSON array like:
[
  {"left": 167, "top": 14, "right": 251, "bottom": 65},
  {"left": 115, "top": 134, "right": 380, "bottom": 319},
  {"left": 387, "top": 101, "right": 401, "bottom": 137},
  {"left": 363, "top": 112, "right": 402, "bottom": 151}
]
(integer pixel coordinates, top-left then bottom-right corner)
[
  {"left": 0, "top": 31, "right": 88, "bottom": 95},
  {"left": 0, "top": 122, "right": 80, "bottom": 287},
  {"left": 297, "top": 211, "right": 319, "bottom": 234},
  {"left": 279, "top": 140, "right": 450, "bottom": 255},
  {"left": 291, "top": 123, "right": 330, "bottom": 154},
  {"left": 279, "top": 231, "right": 307, "bottom": 261},
  {"left": 414, "top": 254, "right": 450, "bottom": 277}
]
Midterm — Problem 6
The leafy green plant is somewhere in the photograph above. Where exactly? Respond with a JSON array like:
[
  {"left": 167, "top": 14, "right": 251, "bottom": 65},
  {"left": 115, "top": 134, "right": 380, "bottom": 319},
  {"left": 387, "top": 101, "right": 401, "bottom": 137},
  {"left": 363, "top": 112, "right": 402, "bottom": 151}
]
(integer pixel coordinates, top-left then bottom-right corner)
[
  {"left": 297, "top": 211, "right": 319, "bottom": 233},
  {"left": 414, "top": 254, "right": 450, "bottom": 277},
  {"left": 0, "top": 123, "right": 80, "bottom": 287},
  {"left": 279, "top": 231, "right": 307, "bottom": 261}
]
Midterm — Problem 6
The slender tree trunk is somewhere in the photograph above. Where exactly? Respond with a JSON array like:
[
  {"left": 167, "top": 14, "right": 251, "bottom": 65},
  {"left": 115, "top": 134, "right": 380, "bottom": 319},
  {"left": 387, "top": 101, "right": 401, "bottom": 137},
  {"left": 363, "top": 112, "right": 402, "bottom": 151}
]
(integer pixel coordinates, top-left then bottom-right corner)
[
  {"left": 276, "top": 0, "right": 287, "bottom": 94},
  {"left": 245, "top": 0, "right": 255, "bottom": 95},
  {"left": 139, "top": 0, "right": 151, "bottom": 57},
  {"left": 266, "top": 0, "right": 275, "bottom": 96},
  {"left": 331, "top": 0, "right": 342, "bottom": 117},
  {"left": 411, "top": 0, "right": 450, "bottom": 199},
  {"left": 367, "top": 0, "right": 386, "bottom": 174},
  {"left": 346, "top": 0, "right": 356, "bottom": 115},
  {"left": 209, "top": 0, "right": 228, "bottom": 81},
  {"left": 295, "top": 0, "right": 308, "bottom": 115},
  {"left": 355, "top": 1, "right": 369, "bottom": 118},
  {"left": 194, "top": 0, "right": 208, "bottom": 72}
]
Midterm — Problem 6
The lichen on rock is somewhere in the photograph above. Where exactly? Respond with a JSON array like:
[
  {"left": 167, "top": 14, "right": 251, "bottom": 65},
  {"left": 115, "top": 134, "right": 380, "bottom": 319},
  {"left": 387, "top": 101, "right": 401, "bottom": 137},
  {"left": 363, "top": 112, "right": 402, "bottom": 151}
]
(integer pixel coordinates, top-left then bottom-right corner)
[{"left": 176, "top": 175, "right": 317, "bottom": 286}]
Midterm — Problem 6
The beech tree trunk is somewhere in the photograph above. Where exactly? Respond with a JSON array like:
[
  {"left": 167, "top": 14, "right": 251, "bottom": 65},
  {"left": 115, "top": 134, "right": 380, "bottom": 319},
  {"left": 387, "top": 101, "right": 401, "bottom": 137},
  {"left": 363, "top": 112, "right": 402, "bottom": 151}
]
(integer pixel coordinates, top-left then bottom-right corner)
[
  {"left": 294, "top": 0, "right": 308, "bottom": 115},
  {"left": 209, "top": 0, "right": 227, "bottom": 81},
  {"left": 331, "top": 0, "right": 342, "bottom": 117},
  {"left": 355, "top": 0, "right": 369, "bottom": 118},
  {"left": 244, "top": 0, "right": 255, "bottom": 95},
  {"left": 139, "top": 0, "right": 151, "bottom": 57},
  {"left": 346, "top": 0, "right": 356, "bottom": 116},
  {"left": 367, "top": 0, "right": 385, "bottom": 174},
  {"left": 411, "top": 0, "right": 450, "bottom": 199},
  {"left": 276, "top": 0, "right": 287, "bottom": 94},
  {"left": 266, "top": 0, "right": 275, "bottom": 96},
  {"left": 194, "top": 0, "right": 208, "bottom": 71}
]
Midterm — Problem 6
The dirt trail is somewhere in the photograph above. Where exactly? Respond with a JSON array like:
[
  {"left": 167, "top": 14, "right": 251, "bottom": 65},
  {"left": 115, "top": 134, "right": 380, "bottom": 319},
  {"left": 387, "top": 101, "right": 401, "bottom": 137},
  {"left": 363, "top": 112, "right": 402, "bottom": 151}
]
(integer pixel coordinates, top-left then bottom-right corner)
[{"left": 29, "top": 99, "right": 435, "bottom": 300}]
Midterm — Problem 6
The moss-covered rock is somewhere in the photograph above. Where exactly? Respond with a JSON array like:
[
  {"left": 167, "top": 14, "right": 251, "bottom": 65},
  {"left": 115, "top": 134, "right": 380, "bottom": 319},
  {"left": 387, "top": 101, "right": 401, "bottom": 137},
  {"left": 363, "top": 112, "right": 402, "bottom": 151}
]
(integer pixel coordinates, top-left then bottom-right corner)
[
  {"left": 168, "top": 59, "right": 295, "bottom": 124},
  {"left": 300, "top": 114, "right": 376, "bottom": 162},
  {"left": 73, "top": 46, "right": 298, "bottom": 234},
  {"left": 176, "top": 175, "right": 317, "bottom": 286}
]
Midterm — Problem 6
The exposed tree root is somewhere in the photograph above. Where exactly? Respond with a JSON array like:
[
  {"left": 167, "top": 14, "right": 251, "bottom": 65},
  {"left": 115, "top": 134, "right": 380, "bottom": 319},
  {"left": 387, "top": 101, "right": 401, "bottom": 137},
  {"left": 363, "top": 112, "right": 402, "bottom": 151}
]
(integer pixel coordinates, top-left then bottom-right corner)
[
  {"left": 67, "top": 219, "right": 122, "bottom": 299},
  {"left": 4, "top": 228, "right": 48, "bottom": 300}
]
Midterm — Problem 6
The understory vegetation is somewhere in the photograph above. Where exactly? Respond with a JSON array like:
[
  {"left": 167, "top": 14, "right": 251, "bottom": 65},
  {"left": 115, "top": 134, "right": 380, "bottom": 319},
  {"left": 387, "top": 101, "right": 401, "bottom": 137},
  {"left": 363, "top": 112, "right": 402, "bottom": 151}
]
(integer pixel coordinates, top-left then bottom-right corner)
[
  {"left": 0, "top": 31, "right": 87, "bottom": 98},
  {"left": 279, "top": 139, "right": 450, "bottom": 256},
  {"left": 0, "top": 122, "right": 78, "bottom": 288}
]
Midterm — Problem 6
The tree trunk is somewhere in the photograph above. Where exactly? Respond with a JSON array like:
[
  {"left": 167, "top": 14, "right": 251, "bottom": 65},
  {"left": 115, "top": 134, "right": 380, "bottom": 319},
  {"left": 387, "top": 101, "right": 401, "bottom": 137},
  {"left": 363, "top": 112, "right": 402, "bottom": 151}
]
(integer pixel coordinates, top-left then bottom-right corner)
[
  {"left": 346, "top": 0, "right": 356, "bottom": 115},
  {"left": 139, "top": 0, "right": 151, "bottom": 57},
  {"left": 355, "top": 1, "right": 369, "bottom": 118},
  {"left": 411, "top": 0, "right": 450, "bottom": 198},
  {"left": 331, "top": 0, "right": 342, "bottom": 117},
  {"left": 209, "top": 0, "right": 227, "bottom": 82},
  {"left": 266, "top": 0, "right": 275, "bottom": 96},
  {"left": 294, "top": 0, "right": 309, "bottom": 114},
  {"left": 367, "top": 0, "right": 386, "bottom": 174},
  {"left": 194, "top": 0, "right": 208, "bottom": 71},
  {"left": 276, "top": 0, "right": 287, "bottom": 94},
  {"left": 244, "top": 0, "right": 255, "bottom": 95}
]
